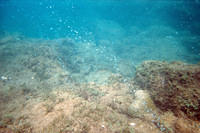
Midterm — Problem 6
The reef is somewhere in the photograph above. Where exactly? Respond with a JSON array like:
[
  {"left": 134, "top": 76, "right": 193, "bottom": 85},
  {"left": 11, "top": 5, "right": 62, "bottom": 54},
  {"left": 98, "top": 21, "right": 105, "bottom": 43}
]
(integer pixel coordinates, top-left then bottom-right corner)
[
  {"left": 134, "top": 60, "right": 200, "bottom": 121},
  {"left": 1, "top": 34, "right": 200, "bottom": 133}
]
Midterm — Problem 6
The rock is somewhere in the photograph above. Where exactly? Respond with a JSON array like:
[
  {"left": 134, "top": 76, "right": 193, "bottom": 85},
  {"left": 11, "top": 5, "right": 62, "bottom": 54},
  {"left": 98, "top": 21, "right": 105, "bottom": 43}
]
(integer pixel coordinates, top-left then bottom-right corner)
[
  {"left": 134, "top": 60, "right": 200, "bottom": 120},
  {"left": 128, "top": 90, "right": 156, "bottom": 117}
]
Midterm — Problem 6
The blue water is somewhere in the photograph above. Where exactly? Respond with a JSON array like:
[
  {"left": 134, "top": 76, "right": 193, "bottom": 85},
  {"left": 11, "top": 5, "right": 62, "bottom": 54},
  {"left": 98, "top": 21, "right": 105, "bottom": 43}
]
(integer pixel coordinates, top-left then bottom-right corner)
[
  {"left": 0, "top": 0, "right": 200, "bottom": 78},
  {"left": 1, "top": 0, "right": 199, "bottom": 38}
]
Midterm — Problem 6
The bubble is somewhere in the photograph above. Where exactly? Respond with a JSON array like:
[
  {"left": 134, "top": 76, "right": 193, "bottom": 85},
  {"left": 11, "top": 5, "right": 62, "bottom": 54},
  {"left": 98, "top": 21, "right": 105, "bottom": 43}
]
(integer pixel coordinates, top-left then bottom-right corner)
[
  {"left": 74, "top": 30, "right": 78, "bottom": 34},
  {"left": 59, "top": 19, "right": 63, "bottom": 23},
  {"left": 50, "top": 27, "right": 54, "bottom": 30}
]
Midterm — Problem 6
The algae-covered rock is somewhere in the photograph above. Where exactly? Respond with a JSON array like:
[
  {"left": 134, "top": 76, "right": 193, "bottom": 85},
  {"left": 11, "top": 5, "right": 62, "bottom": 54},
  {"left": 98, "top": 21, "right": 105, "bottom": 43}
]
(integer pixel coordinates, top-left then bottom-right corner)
[
  {"left": 128, "top": 90, "right": 156, "bottom": 117},
  {"left": 134, "top": 60, "right": 200, "bottom": 120}
]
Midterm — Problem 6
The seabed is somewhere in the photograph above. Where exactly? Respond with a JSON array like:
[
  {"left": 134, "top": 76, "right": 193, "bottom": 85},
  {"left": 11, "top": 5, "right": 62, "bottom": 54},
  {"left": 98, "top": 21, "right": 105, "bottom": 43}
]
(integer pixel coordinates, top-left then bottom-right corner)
[{"left": 0, "top": 32, "right": 200, "bottom": 133}]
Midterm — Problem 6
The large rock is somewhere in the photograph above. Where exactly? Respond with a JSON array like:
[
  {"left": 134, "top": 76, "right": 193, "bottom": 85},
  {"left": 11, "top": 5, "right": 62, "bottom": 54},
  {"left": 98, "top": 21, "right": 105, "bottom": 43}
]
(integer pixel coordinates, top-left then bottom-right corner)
[{"left": 134, "top": 61, "right": 200, "bottom": 120}]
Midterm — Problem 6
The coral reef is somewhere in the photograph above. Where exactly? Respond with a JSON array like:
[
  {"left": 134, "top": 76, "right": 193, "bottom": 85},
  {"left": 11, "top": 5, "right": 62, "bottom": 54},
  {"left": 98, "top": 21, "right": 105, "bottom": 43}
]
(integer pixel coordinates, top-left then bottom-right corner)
[{"left": 134, "top": 60, "right": 200, "bottom": 121}]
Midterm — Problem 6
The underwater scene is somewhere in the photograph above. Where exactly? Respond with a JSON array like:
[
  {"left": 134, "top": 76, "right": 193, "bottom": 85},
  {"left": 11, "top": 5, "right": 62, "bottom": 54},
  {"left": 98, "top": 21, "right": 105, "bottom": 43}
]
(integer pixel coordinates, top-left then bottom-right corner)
[{"left": 0, "top": 0, "right": 200, "bottom": 132}]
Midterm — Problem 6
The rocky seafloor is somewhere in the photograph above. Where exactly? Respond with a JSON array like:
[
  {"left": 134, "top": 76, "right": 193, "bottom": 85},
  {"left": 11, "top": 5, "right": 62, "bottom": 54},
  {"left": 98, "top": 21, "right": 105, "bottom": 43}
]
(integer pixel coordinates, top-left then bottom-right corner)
[{"left": 0, "top": 34, "right": 200, "bottom": 133}]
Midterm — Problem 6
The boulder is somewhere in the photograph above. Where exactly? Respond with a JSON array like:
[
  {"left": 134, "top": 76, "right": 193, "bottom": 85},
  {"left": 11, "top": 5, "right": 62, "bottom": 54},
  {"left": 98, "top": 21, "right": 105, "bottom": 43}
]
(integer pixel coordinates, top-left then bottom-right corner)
[{"left": 134, "top": 61, "right": 200, "bottom": 120}]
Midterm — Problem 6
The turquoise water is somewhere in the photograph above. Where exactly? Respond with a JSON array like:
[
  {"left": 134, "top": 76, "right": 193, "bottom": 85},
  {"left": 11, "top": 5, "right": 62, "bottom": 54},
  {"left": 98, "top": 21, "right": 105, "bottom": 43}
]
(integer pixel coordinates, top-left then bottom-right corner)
[
  {"left": 1, "top": 0, "right": 200, "bottom": 38},
  {"left": 0, "top": 0, "right": 200, "bottom": 78}
]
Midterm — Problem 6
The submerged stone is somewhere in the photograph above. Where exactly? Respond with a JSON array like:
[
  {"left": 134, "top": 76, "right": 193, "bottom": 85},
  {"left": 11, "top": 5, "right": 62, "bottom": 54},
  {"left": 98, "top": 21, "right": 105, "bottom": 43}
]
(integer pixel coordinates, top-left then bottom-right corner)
[
  {"left": 128, "top": 90, "right": 157, "bottom": 117},
  {"left": 134, "top": 60, "right": 200, "bottom": 121}
]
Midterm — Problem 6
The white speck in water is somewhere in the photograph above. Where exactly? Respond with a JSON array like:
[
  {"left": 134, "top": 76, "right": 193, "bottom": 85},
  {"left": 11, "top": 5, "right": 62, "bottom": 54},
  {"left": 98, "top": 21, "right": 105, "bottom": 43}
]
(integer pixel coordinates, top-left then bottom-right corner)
[
  {"left": 59, "top": 19, "right": 63, "bottom": 23},
  {"left": 1, "top": 76, "right": 8, "bottom": 80},
  {"left": 129, "top": 123, "right": 136, "bottom": 126},
  {"left": 101, "top": 125, "right": 105, "bottom": 128},
  {"left": 74, "top": 30, "right": 78, "bottom": 34},
  {"left": 50, "top": 27, "right": 54, "bottom": 30}
]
